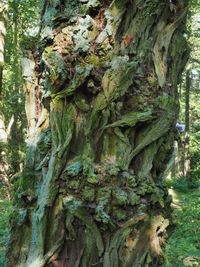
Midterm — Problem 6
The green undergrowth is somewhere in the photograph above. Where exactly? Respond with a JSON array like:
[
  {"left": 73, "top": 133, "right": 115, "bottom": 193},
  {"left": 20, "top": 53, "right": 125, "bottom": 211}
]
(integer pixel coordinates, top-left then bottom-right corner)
[
  {"left": 166, "top": 176, "right": 200, "bottom": 193},
  {"left": 0, "top": 199, "right": 12, "bottom": 266},
  {"left": 165, "top": 183, "right": 200, "bottom": 267}
]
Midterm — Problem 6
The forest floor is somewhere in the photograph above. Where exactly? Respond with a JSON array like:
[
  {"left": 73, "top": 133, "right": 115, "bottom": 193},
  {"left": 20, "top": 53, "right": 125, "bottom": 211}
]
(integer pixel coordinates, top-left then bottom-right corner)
[
  {"left": 165, "top": 186, "right": 200, "bottom": 267},
  {"left": 0, "top": 187, "right": 199, "bottom": 266},
  {"left": 0, "top": 198, "right": 12, "bottom": 266}
]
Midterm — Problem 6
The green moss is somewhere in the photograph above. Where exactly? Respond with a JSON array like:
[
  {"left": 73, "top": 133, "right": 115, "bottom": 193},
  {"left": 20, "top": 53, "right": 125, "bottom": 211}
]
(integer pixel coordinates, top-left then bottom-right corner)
[
  {"left": 82, "top": 187, "right": 95, "bottom": 201},
  {"left": 155, "top": 94, "right": 174, "bottom": 110},
  {"left": 53, "top": 64, "right": 93, "bottom": 99},
  {"left": 113, "top": 189, "right": 128, "bottom": 205},
  {"left": 95, "top": 202, "right": 111, "bottom": 223},
  {"left": 43, "top": 47, "right": 68, "bottom": 90},
  {"left": 96, "top": 187, "right": 111, "bottom": 204},
  {"left": 102, "top": 56, "right": 138, "bottom": 104},
  {"left": 63, "top": 197, "right": 82, "bottom": 213},
  {"left": 65, "top": 162, "right": 82, "bottom": 177},
  {"left": 68, "top": 180, "right": 80, "bottom": 190},
  {"left": 129, "top": 192, "right": 140, "bottom": 205},
  {"left": 104, "top": 161, "right": 120, "bottom": 176},
  {"left": 37, "top": 130, "right": 52, "bottom": 154},
  {"left": 105, "top": 109, "right": 153, "bottom": 128},
  {"left": 14, "top": 172, "right": 35, "bottom": 200},
  {"left": 87, "top": 174, "right": 99, "bottom": 184},
  {"left": 121, "top": 172, "right": 137, "bottom": 187},
  {"left": 112, "top": 208, "right": 127, "bottom": 221},
  {"left": 85, "top": 54, "right": 100, "bottom": 66},
  {"left": 150, "top": 188, "right": 164, "bottom": 207},
  {"left": 74, "top": 95, "right": 90, "bottom": 112}
]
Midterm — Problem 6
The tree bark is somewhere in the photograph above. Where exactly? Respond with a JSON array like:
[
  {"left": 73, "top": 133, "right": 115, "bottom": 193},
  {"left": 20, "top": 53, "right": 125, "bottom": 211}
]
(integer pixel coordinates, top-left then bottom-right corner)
[
  {"left": 184, "top": 68, "right": 191, "bottom": 179},
  {"left": 0, "top": 113, "right": 11, "bottom": 199},
  {"left": 8, "top": 0, "right": 25, "bottom": 173},
  {"left": 0, "top": 1, "right": 10, "bottom": 198},
  {"left": 7, "top": 1, "right": 189, "bottom": 266},
  {"left": 0, "top": 0, "right": 8, "bottom": 95}
]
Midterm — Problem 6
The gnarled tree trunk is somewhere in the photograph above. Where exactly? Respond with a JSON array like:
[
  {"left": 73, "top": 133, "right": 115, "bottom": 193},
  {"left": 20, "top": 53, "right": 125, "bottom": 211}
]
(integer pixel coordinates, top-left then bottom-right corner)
[{"left": 7, "top": 1, "right": 189, "bottom": 266}]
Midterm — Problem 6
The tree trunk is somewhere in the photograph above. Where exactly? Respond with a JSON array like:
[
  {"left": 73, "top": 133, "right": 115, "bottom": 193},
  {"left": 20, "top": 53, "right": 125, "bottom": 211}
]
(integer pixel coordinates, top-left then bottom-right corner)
[
  {"left": 0, "top": 1, "right": 10, "bottom": 198},
  {"left": 0, "top": 113, "right": 11, "bottom": 199},
  {"left": 7, "top": 1, "right": 189, "bottom": 266},
  {"left": 184, "top": 68, "right": 191, "bottom": 179},
  {"left": 0, "top": 0, "right": 8, "bottom": 95},
  {"left": 8, "top": 0, "right": 25, "bottom": 173}
]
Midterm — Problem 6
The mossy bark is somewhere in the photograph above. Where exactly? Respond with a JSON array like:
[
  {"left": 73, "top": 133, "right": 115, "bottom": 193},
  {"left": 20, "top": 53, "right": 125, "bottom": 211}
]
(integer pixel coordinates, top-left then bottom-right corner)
[{"left": 7, "top": 1, "right": 189, "bottom": 266}]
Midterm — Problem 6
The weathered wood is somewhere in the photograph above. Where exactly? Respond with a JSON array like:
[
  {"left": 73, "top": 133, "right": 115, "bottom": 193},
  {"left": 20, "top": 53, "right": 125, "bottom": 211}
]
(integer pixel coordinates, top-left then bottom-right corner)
[{"left": 7, "top": 1, "right": 189, "bottom": 266}]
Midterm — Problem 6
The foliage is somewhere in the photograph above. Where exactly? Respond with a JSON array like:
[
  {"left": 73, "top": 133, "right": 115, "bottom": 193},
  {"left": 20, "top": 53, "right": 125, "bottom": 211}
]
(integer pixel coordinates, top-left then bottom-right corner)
[
  {"left": 165, "top": 189, "right": 200, "bottom": 267},
  {"left": 0, "top": 200, "right": 13, "bottom": 266},
  {"left": 0, "top": 0, "right": 40, "bottom": 175},
  {"left": 177, "top": 0, "right": 200, "bottom": 183},
  {"left": 166, "top": 176, "right": 199, "bottom": 192}
]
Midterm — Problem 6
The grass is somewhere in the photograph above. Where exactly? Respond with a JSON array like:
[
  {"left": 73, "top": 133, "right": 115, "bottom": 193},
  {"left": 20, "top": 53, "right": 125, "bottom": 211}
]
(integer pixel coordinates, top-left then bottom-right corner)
[
  {"left": 165, "top": 184, "right": 200, "bottom": 267},
  {"left": 0, "top": 199, "right": 13, "bottom": 266}
]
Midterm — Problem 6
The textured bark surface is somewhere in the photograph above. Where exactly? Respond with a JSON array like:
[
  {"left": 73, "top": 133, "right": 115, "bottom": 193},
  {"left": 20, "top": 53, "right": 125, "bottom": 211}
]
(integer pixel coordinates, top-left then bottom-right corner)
[
  {"left": 184, "top": 68, "right": 191, "bottom": 179},
  {"left": 0, "top": 0, "right": 8, "bottom": 93},
  {"left": 7, "top": 1, "right": 189, "bottom": 266},
  {"left": 0, "top": 1, "right": 9, "bottom": 197},
  {"left": 0, "top": 113, "right": 10, "bottom": 198}
]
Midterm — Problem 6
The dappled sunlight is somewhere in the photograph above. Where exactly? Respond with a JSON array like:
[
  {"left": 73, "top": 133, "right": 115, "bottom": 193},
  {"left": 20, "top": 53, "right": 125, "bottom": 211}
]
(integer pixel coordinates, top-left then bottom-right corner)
[{"left": 168, "top": 189, "right": 182, "bottom": 210}]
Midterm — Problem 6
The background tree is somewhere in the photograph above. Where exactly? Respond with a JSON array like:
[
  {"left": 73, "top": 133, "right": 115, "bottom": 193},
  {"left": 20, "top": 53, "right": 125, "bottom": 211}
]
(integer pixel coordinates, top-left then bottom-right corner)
[
  {"left": 177, "top": 0, "right": 200, "bottom": 182},
  {"left": 0, "top": 0, "right": 10, "bottom": 197},
  {"left": 7, "top": 1, "right": 189, "bottom": 267},
  {"left": 0, "top": 0, "right": 40, "bottom": 175},
  {"left": 0, "top": 0, "right": 8, "bottom": 93}
]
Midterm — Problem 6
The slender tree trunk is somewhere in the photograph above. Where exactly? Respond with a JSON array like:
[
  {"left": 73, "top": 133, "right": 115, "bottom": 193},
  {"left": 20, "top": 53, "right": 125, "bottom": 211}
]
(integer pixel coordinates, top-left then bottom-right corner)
[
  {"left": 184, "top": 68, "right": 191, "bottom": 179},
  {"left": 7, "top": 1, "right": 189, "bottom": 267},
  {"left": 0, "top": 0, "right": 8, "bottom": 95},
  {"left": 0, "top": 0, "right": 10, "bottom": 198},
  {"left": 170, "top": 141, "right": 179, "bottom": 178},
  {"left": 0, "top": 113, "right": 11, "bottom": 199},
  {"left": 9, "top": 1, "right": 25, "bottom": 173}
]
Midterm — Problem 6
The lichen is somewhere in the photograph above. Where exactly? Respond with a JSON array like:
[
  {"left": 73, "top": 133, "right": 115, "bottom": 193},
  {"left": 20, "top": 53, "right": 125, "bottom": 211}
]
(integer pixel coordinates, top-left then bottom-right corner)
[
  {"left": 95, "top": 202, "right": 111, "bottom": 223},
  {"left": 64, "top": 161, "right": 82, "bottom": 177}
]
